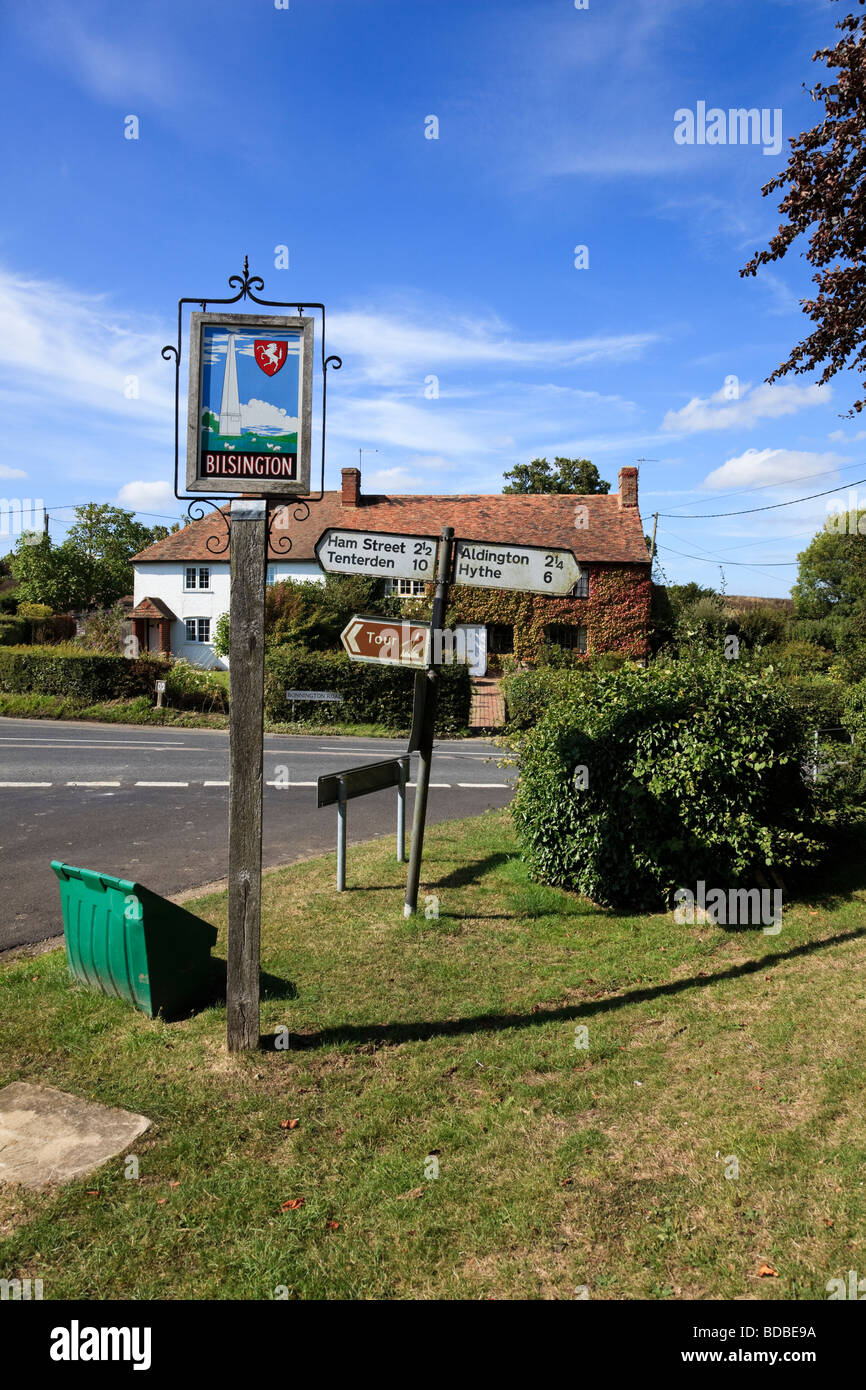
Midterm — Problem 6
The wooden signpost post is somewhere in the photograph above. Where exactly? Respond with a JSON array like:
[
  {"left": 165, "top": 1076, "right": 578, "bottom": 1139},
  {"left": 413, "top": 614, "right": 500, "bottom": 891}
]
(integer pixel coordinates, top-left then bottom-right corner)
[
  {"left": 226, "top": 498, "right": 267, "bottom": 1051},
  {"left": 181, "top": 298, "right": 317, "bottom": 1052}
]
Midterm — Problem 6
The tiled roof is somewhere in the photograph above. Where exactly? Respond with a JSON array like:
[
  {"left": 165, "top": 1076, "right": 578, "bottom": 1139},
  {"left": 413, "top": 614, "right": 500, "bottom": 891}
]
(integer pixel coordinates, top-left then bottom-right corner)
[
  {"left": 132, "top": 490, "right": 649, "bottom": 566},
  {"left": 130, "top": 596, "right": 177, "bottom": 620}
]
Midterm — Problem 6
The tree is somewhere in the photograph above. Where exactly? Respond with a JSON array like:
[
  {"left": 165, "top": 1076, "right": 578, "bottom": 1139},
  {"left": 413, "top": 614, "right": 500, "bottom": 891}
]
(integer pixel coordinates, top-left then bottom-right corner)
[
  {"left": 9, "top": 535, "right": 92, "bottom": 612},
  {"left": 793, "top": 527, "right": 866, "bottom": 616},
  {"left": 741, "top": 3, "right": 866, "bottom": 413},
  {"left": 9, "top": 504, "right": 169, "bottom": 611},
  {"left": 67, "top": 504, "right": 169, "bottom": 606},
  {"left": 502, "top": 457, "right": 610, "bottom": 494}
]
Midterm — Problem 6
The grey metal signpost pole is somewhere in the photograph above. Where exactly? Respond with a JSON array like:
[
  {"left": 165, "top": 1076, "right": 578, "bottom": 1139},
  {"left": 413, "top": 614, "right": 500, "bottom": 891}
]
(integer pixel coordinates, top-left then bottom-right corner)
[
  {"left": 404, "top": 526, "right": 454, "bottom": 917},
  {"left": 336, "top": 781, "right": 347, "bottom": 892},
  {"left": 227, "top": 497, "right": 267, "bottom": 1052},
  {"left": 397, "top": 755, "right": 408, "bottom": 863}
]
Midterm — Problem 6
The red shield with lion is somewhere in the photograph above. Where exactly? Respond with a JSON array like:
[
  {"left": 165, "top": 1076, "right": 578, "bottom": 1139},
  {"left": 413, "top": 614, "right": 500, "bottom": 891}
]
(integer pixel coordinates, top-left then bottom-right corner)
[{"left": 254, "top": 340, "right": 288, "bottom": 376}]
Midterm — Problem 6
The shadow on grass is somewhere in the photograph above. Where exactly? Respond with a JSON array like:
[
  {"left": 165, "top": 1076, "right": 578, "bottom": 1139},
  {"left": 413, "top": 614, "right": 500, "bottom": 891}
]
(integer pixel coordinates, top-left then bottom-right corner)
[
  {"left": 270, "top": 927, "right": 866, "bottom": 1052},
  {"left": 168, "top": 958, "right": 296, "bottom": 1020}
]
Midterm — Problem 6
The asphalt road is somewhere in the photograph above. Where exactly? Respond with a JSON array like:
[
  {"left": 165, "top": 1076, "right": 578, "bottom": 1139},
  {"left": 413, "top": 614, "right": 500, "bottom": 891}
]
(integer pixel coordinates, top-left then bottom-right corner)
[{"left": 0, "top": 718, "right": 515, "bottom": 952}]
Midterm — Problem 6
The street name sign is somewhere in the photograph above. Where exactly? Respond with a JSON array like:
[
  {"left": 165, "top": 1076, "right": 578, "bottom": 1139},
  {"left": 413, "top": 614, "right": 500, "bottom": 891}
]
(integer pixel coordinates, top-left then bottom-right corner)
[
  {"left": 341, "top": 616, "right": 431, "bottom": 668},
  {"left": 186, "top": 311, "right": 314, "bottom": 496},
  {"left": 452, "top": 540, "right": 585, "bottom": 595},
  {"left": 316, "top": 529, "right": 438, "bottom": 581},
  {"left": 284, "top": 689, "right": 343, "bottom": 702}
]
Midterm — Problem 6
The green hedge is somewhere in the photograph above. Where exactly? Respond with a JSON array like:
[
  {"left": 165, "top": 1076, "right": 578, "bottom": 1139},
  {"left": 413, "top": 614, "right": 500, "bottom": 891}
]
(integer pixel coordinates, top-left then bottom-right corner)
[
  {"left": 510, "top": 660, "right": 823, "bottom": 910},
  {"left": 0, "top": 646, "right": 158, "bottom": 702},
  {"left": 0, "top": 618, "right": 28, "bottom": 646},
  {"left": 501, "top": 668, "right": 587, "bottom": 730},
  {"left": 265, "top": 646, "right": 471, "bottom": 733},
  {"left": 778, "top": 674, "right": 848, "bottom": 730}
]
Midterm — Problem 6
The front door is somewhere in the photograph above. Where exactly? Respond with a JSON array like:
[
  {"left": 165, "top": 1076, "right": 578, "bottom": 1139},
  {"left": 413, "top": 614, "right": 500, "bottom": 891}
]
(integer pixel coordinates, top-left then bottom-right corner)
[{"left": 456, "top": 624, "right": 487, "bottom": 677}]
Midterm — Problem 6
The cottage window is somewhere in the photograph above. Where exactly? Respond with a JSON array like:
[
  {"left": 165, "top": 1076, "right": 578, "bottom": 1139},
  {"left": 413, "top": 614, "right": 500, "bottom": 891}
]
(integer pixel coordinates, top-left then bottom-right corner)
[
  {"left": 487, "top": 624, "right": 514, "bottom": 654},
  {"left": 184, "top": 567, "right": 211, "bottom": 591},
  {"left": 390, "top": 578, "right": 427, "bottom": 598},
  {"left": 546, "top": 624, "right": 587, "bottom": 654},
  {"left": 573, "top": 572, "right": 589, "bottom": 598},
  {"left": 185, "top": 618, "right": 211, "bottom": 644}
]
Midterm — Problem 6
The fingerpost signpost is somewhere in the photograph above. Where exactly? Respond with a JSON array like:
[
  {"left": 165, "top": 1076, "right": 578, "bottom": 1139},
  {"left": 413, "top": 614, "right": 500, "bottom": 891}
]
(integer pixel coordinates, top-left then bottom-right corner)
[{"left": 319, "top": 525, "right": 586, "bottom": 916}]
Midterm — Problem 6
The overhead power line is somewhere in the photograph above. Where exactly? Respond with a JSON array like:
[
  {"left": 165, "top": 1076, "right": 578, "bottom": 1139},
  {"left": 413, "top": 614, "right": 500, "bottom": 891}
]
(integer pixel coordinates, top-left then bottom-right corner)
[
  {"left": 657, "top": 474, "right": 866, "bottom": 519},
  {"left": 658, "top": 543, "right": 798, "bottom": 567},
  {"left": 653, "top": 459, "right": 866, "bottom": 512}
]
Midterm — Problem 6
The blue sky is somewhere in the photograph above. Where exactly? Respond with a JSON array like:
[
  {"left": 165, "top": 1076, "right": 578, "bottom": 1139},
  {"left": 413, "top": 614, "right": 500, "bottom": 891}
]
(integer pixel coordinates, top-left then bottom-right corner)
[{"left": 1, "top": 0, "right": 862, "bottom": 595}]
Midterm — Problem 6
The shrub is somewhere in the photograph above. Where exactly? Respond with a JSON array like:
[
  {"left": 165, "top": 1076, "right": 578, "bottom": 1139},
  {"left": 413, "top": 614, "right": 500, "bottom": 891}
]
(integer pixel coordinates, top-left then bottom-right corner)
[
  {"left": 843, "top": 680, "right": 866, "bottom": 743},
  {"left": 212, "top": 612, "right": 230, "bottom": 659},
  {"left": 79, "top": 605, "right": 130, "bottom": 654},
  {"left": 0, "top": 645, "right": 157, "bottom": 701},
  {"left": 501, "top": 668, "right": 587, "bottom": 730},
  {"left": 264, "top": 646, "right": 471, "bottom": 733},
  {"left": 761, "top": 639, "right": 834, "bottom": 675},
  {"left": 0, "top": 617, "right": 28, "bottom": 646},
  {"left": 730, "top": 605, "right": 790, "bottom": 650},
  {"left": 17, "top": 601, "right": 52, "bottom": 619},
  {"left": 510, "top": 659, "right": 823, "bottom": 911},
  {"left": 774, "top": 673, "right": 847, "bottom": 730},
  {"left": 163, "top": 658, "right": 228, "bottom": 713}
]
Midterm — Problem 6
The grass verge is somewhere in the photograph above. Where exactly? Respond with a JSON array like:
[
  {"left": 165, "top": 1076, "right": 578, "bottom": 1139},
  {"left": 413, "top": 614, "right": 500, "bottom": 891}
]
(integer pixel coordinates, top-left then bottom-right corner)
[
  {"left": 0, "top": 692, "right": 404, "bottom": 737},
  {"left": 1, "top": 812, "right": 864, "bottom": 1299}
]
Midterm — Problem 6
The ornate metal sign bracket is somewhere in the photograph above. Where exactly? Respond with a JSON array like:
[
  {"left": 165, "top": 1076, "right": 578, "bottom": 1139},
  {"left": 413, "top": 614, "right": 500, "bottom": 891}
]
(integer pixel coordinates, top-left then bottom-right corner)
[{"left": 161, "top": 256, "right": 342, "bottom": 556}]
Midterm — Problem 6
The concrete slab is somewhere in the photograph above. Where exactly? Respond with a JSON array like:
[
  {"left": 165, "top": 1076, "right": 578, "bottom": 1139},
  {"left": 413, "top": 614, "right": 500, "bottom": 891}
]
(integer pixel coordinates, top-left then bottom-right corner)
[{"left": 0, "top": 1083, "right": 150, "bottom": 1189}]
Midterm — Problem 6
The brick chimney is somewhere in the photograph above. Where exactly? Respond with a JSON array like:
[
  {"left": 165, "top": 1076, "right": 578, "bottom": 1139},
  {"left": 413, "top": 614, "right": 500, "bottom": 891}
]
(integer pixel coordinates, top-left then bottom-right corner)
[
  {"left": 341, "top": 466, "right": 361, "bottom": 507},
  {"left": 618, "top": 466, "right": 638, "bottom": 509}
]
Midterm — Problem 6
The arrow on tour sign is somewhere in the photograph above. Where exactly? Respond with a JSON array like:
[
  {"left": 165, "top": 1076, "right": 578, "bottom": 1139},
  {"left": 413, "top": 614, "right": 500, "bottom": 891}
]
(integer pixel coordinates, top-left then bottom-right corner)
[
  {"left": 452, "top": 540, "right": 585, "bottom": 595},
  {"left": 340, "top": 616, "right": 431, "bottom": 669}
]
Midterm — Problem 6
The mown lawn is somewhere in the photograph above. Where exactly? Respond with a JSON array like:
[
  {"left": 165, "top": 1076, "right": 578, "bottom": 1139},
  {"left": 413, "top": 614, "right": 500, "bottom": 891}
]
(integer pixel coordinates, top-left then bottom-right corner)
[{"left": 1, "top": 811, "right": 864, "bottom": 1300}]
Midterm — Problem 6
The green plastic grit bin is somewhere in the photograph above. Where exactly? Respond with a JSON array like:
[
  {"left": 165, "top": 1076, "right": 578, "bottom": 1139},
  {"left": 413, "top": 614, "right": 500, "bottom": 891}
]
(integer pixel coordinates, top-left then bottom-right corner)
[{"left": 51, "top": 860, "right": 218, "bottom": 1018}]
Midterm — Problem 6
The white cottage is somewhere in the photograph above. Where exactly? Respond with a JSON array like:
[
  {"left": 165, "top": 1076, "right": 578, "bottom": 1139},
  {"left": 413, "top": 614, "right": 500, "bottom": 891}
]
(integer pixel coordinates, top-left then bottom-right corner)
[{"left": 130, "top": 465, "right": 650, "bottom": 671}]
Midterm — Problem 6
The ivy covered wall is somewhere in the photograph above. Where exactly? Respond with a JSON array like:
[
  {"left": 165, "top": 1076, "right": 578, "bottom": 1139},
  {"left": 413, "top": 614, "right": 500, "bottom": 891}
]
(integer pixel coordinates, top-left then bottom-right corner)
[{"left": 447, "top": 562, "right": 651, "bottom": 663}]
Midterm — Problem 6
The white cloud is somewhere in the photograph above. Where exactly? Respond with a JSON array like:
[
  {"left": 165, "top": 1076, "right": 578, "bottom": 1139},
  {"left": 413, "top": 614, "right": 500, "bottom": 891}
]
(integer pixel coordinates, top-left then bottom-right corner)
[
  {"left": 0, "top": 464, "right": 27, "bottom": 480},
  {"left": 829, "top": 428, "right": 866, "bottom": 443},
  {"left": 329, "top": 308, "right": 658, "bottom": 384},
  {"left": 702, "top": 448, "right": 843, "bottom": 491},
  {"left": 22, "top": 9, "right": 184, "bottom": 109},
  {"left": 662, "top": 381, "right": 831, "bottom": 434},
  {"left": 0, "top": 267, "right": 175, "bottom": 427},
  {"left": 116, "top": 480, "right": 178, "bottom": 514},
  {"left": 241, "top": 399, "right": 298, "bottom": 433},
  {"left": 366, "top": 467, "right": 415, "bottom": 489}
]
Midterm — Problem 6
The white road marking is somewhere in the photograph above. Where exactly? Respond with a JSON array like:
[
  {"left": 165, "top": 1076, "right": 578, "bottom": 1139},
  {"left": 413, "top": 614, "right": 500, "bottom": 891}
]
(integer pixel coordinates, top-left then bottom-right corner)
[
  {"left": 203, "top": 781, "right": 230, "bottom": 787},
  {"left": 457, "top": 782, "right": 511, "bottom": 788},
  {"left": 407, "top": 782, "right": 451, "bottom": 788},
  {"left": 135, "top": 781, "right": 189, "bottom": 787},
  {"left": 0, "top": 740, "right": 197, "bottom": 749},
  {"left": 0, "top": 781, "right": 52, "bottom": 787},
  {"left": 66, "top": 781, "right": 121, "bottom": 787},
  {"left": 266, "top": 780, "right": 318, "bottom": 787}
]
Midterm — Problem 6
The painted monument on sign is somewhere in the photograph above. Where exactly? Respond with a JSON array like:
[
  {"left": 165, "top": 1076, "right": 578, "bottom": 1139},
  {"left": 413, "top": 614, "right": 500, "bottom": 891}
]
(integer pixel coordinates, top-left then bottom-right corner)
[{"left": 186, "top": 312, "right": 313, "bottom": 495}]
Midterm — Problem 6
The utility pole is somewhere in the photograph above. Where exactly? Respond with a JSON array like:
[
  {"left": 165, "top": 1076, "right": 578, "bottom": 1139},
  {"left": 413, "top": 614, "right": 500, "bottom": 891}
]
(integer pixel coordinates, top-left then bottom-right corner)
[
  {"left": 650, "top": 511, "right": 659, "bottom": 562},
  {"left": 404, "top": 526, "right": 454, "bottom": 917}
]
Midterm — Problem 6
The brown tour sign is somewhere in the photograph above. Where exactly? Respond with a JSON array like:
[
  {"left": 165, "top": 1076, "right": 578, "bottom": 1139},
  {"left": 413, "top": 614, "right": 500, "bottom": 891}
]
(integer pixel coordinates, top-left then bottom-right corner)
[{"left": 341, "top": 616, "right": 431, "bottom": 669}]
